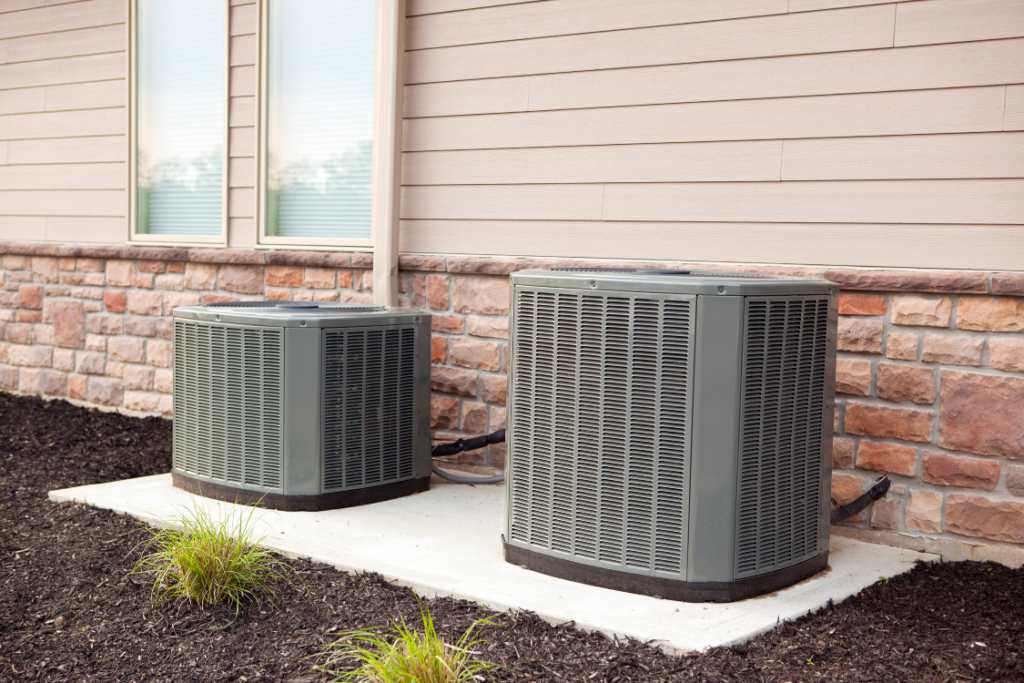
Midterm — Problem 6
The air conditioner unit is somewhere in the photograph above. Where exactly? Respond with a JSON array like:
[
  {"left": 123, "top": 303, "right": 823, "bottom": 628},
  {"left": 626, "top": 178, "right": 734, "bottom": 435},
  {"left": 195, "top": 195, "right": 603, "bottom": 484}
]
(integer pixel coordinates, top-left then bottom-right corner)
[
  {"left": 504, "top": 269, "right": 838, "bottom": 602},
  {"left": 171, "top": 302, "right": 432, "bottom": 511}
]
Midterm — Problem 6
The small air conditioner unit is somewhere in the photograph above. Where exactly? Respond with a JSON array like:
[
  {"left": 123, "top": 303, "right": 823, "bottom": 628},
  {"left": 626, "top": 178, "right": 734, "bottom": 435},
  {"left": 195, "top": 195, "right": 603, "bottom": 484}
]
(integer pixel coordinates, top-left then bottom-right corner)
[
  {"left": 171, "top": 302, "right": 432, "bottom": 511},
  {"left": 504, "top": 269, "right": 838, "bottom": 602}
]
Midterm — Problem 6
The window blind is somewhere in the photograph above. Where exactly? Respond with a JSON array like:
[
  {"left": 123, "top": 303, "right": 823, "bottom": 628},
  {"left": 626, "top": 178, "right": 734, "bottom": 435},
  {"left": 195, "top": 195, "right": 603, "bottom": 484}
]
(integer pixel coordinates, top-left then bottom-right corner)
[
  {"left": 265, "top": 0, "right": 376, "bottom": 241},
  {"left": 136, "top": 0, "right": 224, "bottom": 236}
]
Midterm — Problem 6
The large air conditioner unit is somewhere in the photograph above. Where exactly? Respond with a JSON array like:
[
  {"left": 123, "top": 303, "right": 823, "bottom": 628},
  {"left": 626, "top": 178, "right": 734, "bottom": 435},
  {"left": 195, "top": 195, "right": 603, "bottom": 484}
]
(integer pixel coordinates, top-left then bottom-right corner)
[
  {"left": 171, "top": 302, "right": 432, "bottom": 511},
  {"left": 504, "top": 269, "right": 838, "bottom": 602}
]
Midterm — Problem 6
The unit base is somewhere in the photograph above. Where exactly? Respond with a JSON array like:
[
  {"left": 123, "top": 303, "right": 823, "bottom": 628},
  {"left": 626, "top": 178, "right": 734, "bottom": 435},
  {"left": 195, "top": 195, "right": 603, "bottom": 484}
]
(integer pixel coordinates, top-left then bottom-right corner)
[
  {"left": 172, "top": 472, "right": 431, "bottom": 512},
  {"left": 503, "top": 542, "right": 829, "bottom": 603}
]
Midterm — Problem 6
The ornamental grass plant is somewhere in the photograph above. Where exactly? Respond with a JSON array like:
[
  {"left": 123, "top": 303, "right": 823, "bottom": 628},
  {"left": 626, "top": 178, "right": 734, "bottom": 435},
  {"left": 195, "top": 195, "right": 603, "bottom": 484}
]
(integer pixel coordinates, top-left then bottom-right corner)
[
  {"left": 315, "top": 596, "right": 500, "bottom": 683},
  {"left": 133, "top": 501, "right": 299, "bottom": 619}
]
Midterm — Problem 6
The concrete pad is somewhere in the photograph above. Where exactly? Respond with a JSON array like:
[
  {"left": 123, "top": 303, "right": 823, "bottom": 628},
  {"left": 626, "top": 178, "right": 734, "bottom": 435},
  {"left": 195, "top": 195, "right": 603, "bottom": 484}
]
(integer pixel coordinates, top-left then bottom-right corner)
[{"left": 50, "top": 474, "right": 937, "bottom": 654}]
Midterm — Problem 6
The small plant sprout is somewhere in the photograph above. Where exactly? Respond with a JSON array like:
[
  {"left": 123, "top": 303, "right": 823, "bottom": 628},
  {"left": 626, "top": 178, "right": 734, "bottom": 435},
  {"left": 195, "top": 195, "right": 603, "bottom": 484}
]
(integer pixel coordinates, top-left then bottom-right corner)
[
  {"left": 315, "top": 595, "right": 500, "bottom": 683},
  {"left": 806, "top": 655, "right": 814, "bottom": 665},
  {"left": 132, "top": 501, "right": 300, "bottom": 620},
  {"left": 877, "top": 575, "right": 889, "bottom": 586}
]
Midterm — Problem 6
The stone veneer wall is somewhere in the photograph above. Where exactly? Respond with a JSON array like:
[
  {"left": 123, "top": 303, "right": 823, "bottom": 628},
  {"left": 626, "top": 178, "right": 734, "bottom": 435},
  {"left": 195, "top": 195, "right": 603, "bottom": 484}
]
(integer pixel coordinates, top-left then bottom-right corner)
[{"left": 2, "top": 241, "right": 1024, "bottom": 564}]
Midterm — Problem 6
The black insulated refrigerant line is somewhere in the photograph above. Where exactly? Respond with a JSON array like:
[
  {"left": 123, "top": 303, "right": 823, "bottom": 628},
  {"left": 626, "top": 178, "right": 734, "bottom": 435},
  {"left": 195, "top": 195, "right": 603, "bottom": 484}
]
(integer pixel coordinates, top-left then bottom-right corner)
[{"left": 431, "top": 429, "right": 505, "bottom": 484}]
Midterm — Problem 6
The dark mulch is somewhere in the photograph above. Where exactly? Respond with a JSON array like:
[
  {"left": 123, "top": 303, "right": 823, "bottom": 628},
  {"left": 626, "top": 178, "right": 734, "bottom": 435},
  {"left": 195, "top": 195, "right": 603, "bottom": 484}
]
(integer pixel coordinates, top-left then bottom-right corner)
[{"left": 1, "top": 393, "right": 1021, "bottom": 683}]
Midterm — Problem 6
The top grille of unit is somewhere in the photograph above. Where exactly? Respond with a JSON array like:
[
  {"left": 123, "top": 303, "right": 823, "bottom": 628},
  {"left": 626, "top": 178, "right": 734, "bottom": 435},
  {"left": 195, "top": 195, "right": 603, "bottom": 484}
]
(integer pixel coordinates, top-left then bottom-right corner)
[
  {"left": 201, "top": 302, "right": 388, "bottom": 313},
  {"left": 549, "top": 268, "right": 775, "bottom": 279}
]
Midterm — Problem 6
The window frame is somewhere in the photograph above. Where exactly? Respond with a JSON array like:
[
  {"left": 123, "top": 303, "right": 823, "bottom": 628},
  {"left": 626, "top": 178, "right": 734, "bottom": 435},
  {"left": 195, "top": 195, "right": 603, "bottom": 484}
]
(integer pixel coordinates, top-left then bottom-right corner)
[
  {"left": 255, "top": 0, "right": 401, "bottom": 252},
  {"left": 127, "top": 0, "right": 230, "bottom": 247}
]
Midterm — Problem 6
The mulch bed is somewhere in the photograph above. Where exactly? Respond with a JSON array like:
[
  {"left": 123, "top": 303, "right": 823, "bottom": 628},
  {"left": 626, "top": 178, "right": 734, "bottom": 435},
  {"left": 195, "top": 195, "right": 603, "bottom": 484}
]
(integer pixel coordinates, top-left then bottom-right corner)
[{"left": 1, "top": 392, "right": 1021, "bottom": 683}]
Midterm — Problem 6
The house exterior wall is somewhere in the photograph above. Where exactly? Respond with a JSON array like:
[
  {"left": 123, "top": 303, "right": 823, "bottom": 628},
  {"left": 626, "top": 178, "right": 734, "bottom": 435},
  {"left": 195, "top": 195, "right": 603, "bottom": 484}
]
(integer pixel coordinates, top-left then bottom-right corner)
[{"left": 1, "top": 0, "right": 1023, "bottom": 564}]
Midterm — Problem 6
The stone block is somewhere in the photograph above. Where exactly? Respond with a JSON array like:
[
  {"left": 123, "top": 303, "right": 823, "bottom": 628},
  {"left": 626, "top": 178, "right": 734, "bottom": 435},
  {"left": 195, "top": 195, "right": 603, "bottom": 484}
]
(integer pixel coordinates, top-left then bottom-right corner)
[
  {"left": 266, "top": 288, "right": 290, "bottom": 301},
  {"left": 922, "top": 451, "right": 999, "bottom": 490},
  {"left": 339, "top": 291, "right": 372, "bottom": 304},
  {"left": 921, "top": 335, "right": 982, "bottom": 366},
  {"left": 9, "top": 345, "right": 52, "bottom": 368},
  {"left": 837, "top": 294, "right": 887, "bottom": 316},
  {"left": 905, "top": 491, "right": 942, "bottom": 533},
  {"left": 467, "top": 315, "right": 509, "bottom": 340},
  {"left": 876, "top": 363, "right": 935, "bottom": 404},
  {"left": 147, "top": 341, "right": 170, "bottom": 368},
  {"left": 18, "top": 285, "right": 43, "bottom": 310},
  {"left": 938, "top": 370, "right": 1024, "bottom": 459},
  {"left": 831, "top": 473, "right": 866, "bottom": 523},
  {"left": 67, "top": 374, "right": 87, "bottom": 400},
  {"left": 956, "top": 297, "right": 1024, "bottom": 332},
  {"left": 992, "top": 272, "right": 1024, "bottom": 296},
  {"left": 104, "top": 291, "right": 126, "bottom": 313},
  {"left": 33, "top": 324, "right": 51, "bottom": 343},
  {"left": 156, "top": 318, "right": 172, "bottom": 339},
  {"left": 7, "top": 324, "right": 31, "bottom": 344},
  {"left": 1007, "top": 466, "right": 1024, "bottom": 497},
  {"left": 87, "top": 315, "right": 123, "bottom": 335},
  {"left": 837, "top": 318, "right": 882, "bottom": 354},
  {"left": 105, "top": 260, "right": 133, "bottom": 287},
  {"left": 108, "top": 337, "right": 146, "bottom": 364},
  {"left": 462, "top": 402, "right": 488, "bottom": 434},
  {"left": 835, "top": 358, "right": 871, "bottom": 396},
  {"left": 83, "top": 301, "right": 102, "bottom": 313},
  {"left": 106, "top": 362, "right": 124, "bottom": 378},
  {"left": 292, "top": 289, "right": 315, "bottom": 301},
  {"left": 125, "top": 316, "right": 157, "bottom": 338},
  {"left": 266, "top": 266, "right": 303, "bottom": 287},
  {"left": 135, "top": 260, "right": 165, "bottom": 274},
  {"left": 410, "top": 274, "right": 426, "bottom": 308},
  {"left": 447, "top": 256, "right": 554, "bottom": 275},
  {"left": 159, "top": 394, "right": 173, "bottom": 417},
  {"left": 60, "top": 272, "right": 106, "bottom": 287},
  {"left": 123, "top": 364, "right": 154, "bottom": 391},
  {"left": 832, "top": 437, "right": 855, "bottom": 469},
  {"left": 41, "top": 370, "right": 67, "bottom": 397},
  {"left": 304, "top": 267, "right": 335, "bottom": 289},
  {"left": 76, "top": 258, "right": 104, "bottom": 272},
  {"left": 313, "top": 290, "right": 340, "bottom": 302},
  {"left": 481, "top": 374, "right": 507, "bottom": 406},
  {"left": 430, "top": 336, "right": 447, "bottom": 364},
  {"left": 870, "top": 497, "right": 901, "bottom": 530},
  {"left": 53, "top": 348, "right": 75, "bottom": 372},
  {"left": 155, "top": 274, "right": 184, "bottom": 291},
  {"left": 886, "top": 332, "right": 919, "bottom": 360},
  {"left": 0, "top": 366, "right": 18, "bottom": 390},
  {"left": 162, "top": 292, "right": 201, "bottom": 315},
  {"left": 430, "top": 366, "right": 478, "bottom": 397},
  {"left": 1, "top": 255, "right": 27, "bottom": 269},
  {"left": 845, "top": 402, "right": 932, "bottom": 443},
  {"left": 490, "top": 406, "right": 507, "bottom": 430},
  {"left": 88, "top": 377, "right": 123, "bottom": 407},
  {"left": 430, "top": 395, "right": 459, "bottom": 429},
  {"left": 427, "top": 275, "right": 450, "bottom": 311},
  {"left": 946, "top": 495, "right": 1024, "bottom": 544},
  {"left": 990, "top": 338, "right": 1024, "bottom": 374},
  {"left": 820, "top": 268, "right": 987, "bottom": 294},
  {"left": 337, "top": 271, "right": 353, "bottom": 288},
  {"left": 76, "top": 352, "right": 106, "bottom": 375},
  {"left": 0, "top": 292, "right": 18, "bottom": 309},
  {"left": 432, "top": 314, "right": 465, "bottom": 334},
  {"left": 124, "top": 391, "right": 159, "bottom": 413},
  {"left": 155, "top": 369, "right": 173, "bottom": 394},
  {"left": 220, "top": 265, "right": 264, "bottom": 294},
  {"left": 71, "top": 286, "right": 103, "bottom": 301},
  {"left": 127, "top": 291, "right": 162, "bottom": 316},
  {"left": 31, "top": 257, "right": 58, "bottom": 283},
  {"left": 17, "top": 311, "right": 41, "bottom": 325},
  {"left": 452, "top": 277, "right": 510, "bottom": 315},
  {"left": 449, "top": 338, "right": 500, "bottom": 371},
  {"left": 890, "top": 295, "right": 951, "bottom": 327},
  {"left": 856, "top": 441, "right": 917, "bottom": 477},
  {"left": 188, "top": 249, "right": 263, "bottom": 265},
  {"left": 184, "top": 263, "right": 217, "bottom": 290},
  {"left": 19, "top": 368, "right": 41, "bottom": 394},
  {"left": 133, "top": 274, "right": 153, "bottom": 289},
  {"left": 398, "top": 254, "right": 446, "bottom": 272}
]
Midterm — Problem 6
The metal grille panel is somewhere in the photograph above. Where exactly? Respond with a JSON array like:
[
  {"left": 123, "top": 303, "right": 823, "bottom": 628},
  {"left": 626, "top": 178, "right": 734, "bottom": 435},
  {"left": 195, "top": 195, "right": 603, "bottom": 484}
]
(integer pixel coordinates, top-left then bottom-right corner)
[
  {"left": 736, "top": 297, "right": 829, "bottom": 578},
  {"left": 173, "top": 321, "right": 283, "bottom": 489},
  {"left": 322, "top": 328, "right": 416, "bottom": 491},
  {"left": 509, "top": 288, "right": 694, "bottom": 577}
]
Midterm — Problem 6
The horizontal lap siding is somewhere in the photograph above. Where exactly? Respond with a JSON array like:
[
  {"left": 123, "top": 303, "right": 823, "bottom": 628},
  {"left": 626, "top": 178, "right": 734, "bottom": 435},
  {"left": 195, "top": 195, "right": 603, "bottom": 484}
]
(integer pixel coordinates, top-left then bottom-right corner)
[
  {"left": 228, "top": 2, "right": 256, "bottom": 247},
  {"left": 0, "top": 0, "right": 127, "bottom": 243},
  {"left": 401, "top": 0, "right": 1024, "bottom": 270}
]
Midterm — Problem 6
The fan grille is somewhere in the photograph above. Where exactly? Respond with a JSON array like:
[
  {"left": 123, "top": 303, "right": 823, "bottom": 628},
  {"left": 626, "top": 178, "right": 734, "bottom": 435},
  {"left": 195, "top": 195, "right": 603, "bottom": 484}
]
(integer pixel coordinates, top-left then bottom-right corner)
[
  {"left": 509, "top": 288, "right": 695, "bottom": 577},
  {"left": 736, "top": 297, "right": 829, "bottom": 578},
  {"left": 322, "top": 328, "right": 417, "bottom": 491},
  {"left": 173, "top": 321, "right": 283, "bottom": 489}
]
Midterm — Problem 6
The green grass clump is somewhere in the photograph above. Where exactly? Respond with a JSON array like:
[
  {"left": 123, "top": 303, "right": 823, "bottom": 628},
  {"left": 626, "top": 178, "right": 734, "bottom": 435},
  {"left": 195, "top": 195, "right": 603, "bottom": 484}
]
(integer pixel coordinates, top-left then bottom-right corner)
[
  {"left": 315, "top": 596, "right": 500, "bottom": 683},
  {"left": 133, "top": 502, "right": 297, "bottom": 618}
]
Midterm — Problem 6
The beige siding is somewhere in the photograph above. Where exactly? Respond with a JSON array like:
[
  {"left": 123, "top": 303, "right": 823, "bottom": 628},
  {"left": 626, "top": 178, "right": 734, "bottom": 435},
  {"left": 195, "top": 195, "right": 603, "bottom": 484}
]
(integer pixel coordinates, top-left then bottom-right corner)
[
  {"left": 401, "top": 0, "right": 1024, "bottom": 270},
  {"left": 227, "top": 1, "right": 256, "bottom": 247}
]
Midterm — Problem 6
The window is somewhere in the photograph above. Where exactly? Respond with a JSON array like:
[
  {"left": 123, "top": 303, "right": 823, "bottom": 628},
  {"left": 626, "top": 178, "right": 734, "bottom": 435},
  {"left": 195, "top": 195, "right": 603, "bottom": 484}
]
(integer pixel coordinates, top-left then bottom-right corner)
[
  {"left": 129, "top": 0, "right": 227, "bottom": 243},
  {"left": 259, "top": 0, "right": 377, "bottom": 248}
]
